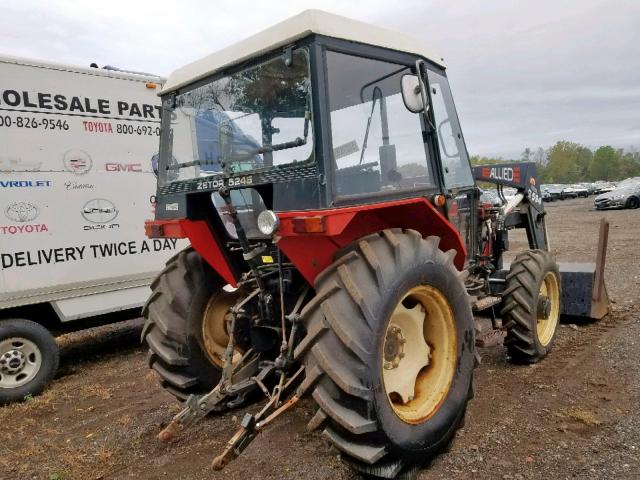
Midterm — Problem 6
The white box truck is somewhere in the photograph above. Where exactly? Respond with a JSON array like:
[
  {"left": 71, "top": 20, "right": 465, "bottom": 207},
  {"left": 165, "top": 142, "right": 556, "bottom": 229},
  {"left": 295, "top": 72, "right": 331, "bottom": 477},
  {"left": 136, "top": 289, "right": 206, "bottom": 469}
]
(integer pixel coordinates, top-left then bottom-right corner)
[{"left": 0, "top": 55, "right": 186, "bottom": 403}]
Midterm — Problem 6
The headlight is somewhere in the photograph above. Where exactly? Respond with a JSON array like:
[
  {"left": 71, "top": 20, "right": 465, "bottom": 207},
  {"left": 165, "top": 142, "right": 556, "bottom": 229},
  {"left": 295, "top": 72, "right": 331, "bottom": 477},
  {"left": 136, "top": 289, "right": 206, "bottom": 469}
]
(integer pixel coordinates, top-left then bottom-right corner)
[{"left": 257, "top": 210, "right": 280, "bottom": 236}]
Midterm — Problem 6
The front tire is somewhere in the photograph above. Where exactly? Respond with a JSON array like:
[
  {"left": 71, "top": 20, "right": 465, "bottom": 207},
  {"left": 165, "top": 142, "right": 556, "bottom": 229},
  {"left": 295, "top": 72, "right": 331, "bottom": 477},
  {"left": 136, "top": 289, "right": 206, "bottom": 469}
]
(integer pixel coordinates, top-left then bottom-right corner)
[
  {"left": 626, "top": 197, "right": 639, "bottom": 209},
  {"left": 0, "top": 319, "right": 59, "bottom": 404},
  {"left": 296, "top": 230, "right": 475, "bottom": 477},
  {"left": 501, "top": 250, "right": 561, "bottom": 363}
]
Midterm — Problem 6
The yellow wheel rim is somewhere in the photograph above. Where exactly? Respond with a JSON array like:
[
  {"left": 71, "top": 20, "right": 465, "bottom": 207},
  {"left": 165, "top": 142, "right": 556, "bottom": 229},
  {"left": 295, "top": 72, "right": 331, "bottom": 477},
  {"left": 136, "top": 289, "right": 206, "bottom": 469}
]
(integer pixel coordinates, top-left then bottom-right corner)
[
  {"left": 382, "top": 285, "right": 457, "bottom": 424},
  {"left": 537, "top": 272, "right": 560, "bottom": 346},
  {"left": 202, "top": 291, "right": 243, "bottom": 368}
]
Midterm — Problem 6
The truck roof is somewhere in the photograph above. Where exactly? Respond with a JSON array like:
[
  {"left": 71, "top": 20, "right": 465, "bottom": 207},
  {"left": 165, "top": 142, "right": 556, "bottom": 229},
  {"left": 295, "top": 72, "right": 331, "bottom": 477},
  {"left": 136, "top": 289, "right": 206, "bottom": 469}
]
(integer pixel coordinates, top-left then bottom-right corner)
[
  {"left": 0, "top": 54, "right": 164, "bottom": 83},
  {"left": 162, "top": 9, "right": 444, "bottom": 94}
]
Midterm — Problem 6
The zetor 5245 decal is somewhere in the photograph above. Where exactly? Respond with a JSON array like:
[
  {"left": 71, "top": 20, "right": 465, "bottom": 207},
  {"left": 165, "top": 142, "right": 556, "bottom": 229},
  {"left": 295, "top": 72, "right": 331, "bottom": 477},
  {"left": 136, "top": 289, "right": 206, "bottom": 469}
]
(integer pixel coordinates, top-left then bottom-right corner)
[{"left": 0, "top": 55, "right": 187, "bottom": 403}]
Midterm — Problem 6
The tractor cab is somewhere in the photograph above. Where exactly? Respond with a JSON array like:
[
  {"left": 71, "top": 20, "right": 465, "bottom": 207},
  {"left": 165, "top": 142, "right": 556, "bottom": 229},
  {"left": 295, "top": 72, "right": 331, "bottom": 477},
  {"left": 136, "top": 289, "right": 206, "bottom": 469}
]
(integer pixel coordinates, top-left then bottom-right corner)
[{"left": 152, "top": 9, "right": 477, "bottom": 281}]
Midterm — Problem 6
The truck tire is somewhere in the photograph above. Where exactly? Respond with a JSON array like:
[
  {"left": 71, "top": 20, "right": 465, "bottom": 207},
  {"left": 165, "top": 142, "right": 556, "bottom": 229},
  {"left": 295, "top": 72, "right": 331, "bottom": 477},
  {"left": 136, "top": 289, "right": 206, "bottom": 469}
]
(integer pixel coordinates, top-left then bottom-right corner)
[
  {"left": 142, "top": 248, "right": 234, "bottom": 401},
  {"left": 296, "top": 230, "right": 475, "bottom": 477},
  {"left": 0, "top": 319, "right": 59, "bottom": 405},
  {"left": 501, "top": 250, "right": 561, "bottom": 363}
]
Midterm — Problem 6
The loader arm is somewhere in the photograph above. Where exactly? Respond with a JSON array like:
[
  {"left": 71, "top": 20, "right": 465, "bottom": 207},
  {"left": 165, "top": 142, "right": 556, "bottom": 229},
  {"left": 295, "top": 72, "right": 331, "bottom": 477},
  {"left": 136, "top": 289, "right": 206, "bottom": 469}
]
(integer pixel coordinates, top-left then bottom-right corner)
[{"left": 473, "top": 161, "right": 548, "bottom": 251}]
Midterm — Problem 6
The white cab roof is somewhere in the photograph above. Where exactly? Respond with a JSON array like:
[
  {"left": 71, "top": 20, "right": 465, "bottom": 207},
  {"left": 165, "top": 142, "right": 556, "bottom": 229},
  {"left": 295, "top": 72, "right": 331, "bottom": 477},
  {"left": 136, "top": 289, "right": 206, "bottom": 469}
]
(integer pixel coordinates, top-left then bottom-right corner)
[{"left": 162, "top": 9, "right": 444, "bottom": 94}]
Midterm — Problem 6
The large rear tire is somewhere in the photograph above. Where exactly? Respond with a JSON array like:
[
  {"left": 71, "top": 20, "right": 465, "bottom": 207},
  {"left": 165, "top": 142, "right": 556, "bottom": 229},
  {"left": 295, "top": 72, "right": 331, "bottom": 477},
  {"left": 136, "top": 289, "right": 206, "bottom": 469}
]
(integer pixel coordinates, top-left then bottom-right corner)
[
  {"left": 296, "top": 229, "right": 475, "bottom": 478},
  {"left": 142, "top": 248, "right": 231, "bottom": 401},
  {"left": 501, "top": 250, "right": 561, "bottom": 363}
]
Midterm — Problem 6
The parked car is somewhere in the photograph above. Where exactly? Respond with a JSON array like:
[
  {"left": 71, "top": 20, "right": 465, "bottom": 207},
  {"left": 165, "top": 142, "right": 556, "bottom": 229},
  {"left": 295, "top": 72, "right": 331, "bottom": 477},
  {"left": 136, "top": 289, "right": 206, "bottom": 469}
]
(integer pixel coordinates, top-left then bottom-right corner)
[
  {"left": 560, "top": 185, "right": 579, "bottom": 199},
  {"left": 581, "top": 183, "right": 598, "bottom": 196},
  {"left": 542, "top": 184, "right": 563, "bottom": 201},
  {"left": 594, "top": 178, "right": 640, "bottom": 210},
  {"left": 570, "top": 184, "right": 589, "bottom": 198},
  {"left": 593, "top": 181, "right": 616, "bottom": 194}
]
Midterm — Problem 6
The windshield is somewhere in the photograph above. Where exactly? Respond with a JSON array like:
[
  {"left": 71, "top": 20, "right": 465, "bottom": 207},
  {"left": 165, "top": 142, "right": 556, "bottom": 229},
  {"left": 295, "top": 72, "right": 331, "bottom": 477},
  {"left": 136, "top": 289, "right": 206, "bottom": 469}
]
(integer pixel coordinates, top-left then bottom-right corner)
[{"left": 158, "top": 48, "right": 313, "bottom": 186}]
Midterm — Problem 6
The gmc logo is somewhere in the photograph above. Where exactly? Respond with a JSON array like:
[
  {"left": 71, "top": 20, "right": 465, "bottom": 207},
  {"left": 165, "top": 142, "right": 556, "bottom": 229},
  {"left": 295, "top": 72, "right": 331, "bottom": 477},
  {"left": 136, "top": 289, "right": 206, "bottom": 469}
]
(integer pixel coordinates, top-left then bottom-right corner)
[{"left": 105, "top": 163, "right": 142, "bottom": 172}]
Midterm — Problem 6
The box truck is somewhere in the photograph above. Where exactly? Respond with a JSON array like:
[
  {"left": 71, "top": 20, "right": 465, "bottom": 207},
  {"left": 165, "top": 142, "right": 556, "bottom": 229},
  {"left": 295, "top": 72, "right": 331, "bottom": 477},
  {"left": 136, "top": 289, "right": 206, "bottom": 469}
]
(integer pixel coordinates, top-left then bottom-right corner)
[{"left": 0, "top": 55, "right": 185, "bottom": 403}]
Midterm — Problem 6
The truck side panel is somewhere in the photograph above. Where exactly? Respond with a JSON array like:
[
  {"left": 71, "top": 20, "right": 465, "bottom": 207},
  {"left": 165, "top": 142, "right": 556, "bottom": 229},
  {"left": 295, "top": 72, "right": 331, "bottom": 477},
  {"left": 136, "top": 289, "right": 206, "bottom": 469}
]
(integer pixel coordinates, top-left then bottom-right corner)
[{"left": 0, "top": 59, "right": 187, "bottom": 314}]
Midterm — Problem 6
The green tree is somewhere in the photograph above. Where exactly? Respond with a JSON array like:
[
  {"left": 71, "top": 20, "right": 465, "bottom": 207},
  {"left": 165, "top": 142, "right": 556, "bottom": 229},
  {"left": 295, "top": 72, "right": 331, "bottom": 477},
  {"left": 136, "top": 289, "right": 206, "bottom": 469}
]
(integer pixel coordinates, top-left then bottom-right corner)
[
  {"left": 618, "top": 151, "right": 640, "bottom": 179},
  {"left": 589, "top": 146, "right": 619, "bottom": 181},
  {"left": 545, "top": 141, "right": 585, "bottom": 183}
]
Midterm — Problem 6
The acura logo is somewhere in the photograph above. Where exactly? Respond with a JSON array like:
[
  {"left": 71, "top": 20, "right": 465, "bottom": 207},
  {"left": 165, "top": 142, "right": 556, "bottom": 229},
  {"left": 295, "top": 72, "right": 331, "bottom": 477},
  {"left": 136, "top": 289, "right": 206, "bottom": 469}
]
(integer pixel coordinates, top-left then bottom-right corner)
[{"left": 81, "top": 198, "right": 118, "bottom": 223}]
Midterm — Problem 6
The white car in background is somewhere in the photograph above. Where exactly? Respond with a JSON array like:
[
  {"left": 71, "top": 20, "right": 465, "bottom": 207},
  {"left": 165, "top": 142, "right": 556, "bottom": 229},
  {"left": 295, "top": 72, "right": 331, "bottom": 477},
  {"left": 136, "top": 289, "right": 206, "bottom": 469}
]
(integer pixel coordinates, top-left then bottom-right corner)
[{"left": 594, "top": 178, "right": 640, "bottom": 210}]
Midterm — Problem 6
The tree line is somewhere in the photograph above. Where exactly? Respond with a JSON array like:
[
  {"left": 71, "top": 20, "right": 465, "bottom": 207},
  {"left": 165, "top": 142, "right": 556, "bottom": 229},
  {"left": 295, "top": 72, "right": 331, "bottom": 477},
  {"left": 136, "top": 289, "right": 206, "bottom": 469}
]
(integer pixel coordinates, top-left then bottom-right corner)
[{"left": 471, "top": 141, "right": 640, "bottom": 183}]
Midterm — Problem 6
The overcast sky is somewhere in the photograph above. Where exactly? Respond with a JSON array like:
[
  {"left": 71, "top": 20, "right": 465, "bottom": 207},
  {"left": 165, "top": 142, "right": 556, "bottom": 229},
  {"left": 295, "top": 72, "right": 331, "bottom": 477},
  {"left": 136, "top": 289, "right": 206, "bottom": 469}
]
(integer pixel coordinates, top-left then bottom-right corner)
[{"left": 2, "top": 0, "right": 638, "bottom": 158}]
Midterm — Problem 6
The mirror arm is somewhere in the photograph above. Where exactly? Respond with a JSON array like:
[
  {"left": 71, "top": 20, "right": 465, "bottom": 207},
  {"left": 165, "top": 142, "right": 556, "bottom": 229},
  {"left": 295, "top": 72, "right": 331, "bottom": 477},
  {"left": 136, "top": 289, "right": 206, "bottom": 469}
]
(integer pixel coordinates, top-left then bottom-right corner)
[{"left": 415, "top": 60, "right": 435, "bottom": 132}]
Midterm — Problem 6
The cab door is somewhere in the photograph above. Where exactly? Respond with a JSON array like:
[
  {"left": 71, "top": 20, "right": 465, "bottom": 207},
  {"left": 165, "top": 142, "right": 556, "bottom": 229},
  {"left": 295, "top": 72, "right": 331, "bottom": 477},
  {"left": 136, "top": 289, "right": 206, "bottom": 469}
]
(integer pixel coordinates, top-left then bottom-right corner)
[{"left": 426, "top": 70, "right": 476, "bottom": 263}]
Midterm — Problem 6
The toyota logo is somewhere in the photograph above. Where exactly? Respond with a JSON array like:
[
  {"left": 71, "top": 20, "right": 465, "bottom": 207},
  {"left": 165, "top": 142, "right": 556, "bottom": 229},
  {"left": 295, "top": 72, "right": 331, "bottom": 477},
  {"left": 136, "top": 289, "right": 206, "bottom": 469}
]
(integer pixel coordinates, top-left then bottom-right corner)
[
  {"left": 81, "top": 199, "right": 118, "bottom": 223},
  {"left": 5, "top": 202, "right": 39, "bottom": 222}
]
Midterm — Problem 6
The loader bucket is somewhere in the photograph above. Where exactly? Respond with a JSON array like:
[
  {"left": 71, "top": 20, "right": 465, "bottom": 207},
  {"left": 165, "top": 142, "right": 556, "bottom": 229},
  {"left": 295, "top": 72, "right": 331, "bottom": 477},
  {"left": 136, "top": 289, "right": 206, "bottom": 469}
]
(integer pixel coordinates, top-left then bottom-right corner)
[{"left": 557, "top": 219, "right": 610, "bottom": 320}]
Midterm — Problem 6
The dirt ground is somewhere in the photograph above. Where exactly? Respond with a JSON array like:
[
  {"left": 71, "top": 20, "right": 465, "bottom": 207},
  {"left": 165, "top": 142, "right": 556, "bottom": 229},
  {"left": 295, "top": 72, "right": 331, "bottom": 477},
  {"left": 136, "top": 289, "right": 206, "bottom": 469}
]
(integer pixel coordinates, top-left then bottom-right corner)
[{"left": 1, "top": 197, "right": 639, "bottom": 480}]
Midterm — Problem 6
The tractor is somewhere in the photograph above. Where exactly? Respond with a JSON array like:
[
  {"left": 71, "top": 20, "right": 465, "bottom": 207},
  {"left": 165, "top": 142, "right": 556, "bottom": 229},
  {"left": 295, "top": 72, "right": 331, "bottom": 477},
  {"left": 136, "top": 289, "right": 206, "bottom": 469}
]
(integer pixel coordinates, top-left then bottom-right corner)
[{"left": 143, "top": 10, "right": 609, "bottom": 479}]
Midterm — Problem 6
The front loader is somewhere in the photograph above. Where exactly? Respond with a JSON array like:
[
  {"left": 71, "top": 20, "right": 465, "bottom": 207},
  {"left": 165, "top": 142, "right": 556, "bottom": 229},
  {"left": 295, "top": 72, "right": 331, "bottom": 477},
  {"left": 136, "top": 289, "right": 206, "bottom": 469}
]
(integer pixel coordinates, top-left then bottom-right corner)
[{"left": 142, "top": 10, "right": 609, "bottom": 479}]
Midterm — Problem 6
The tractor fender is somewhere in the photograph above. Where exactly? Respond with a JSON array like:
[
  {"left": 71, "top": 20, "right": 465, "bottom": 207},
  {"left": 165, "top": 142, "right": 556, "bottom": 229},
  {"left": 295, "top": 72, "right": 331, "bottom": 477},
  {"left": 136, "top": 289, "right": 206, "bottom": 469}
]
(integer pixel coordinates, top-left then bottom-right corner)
[{"left": 277, "top": 197, "right": 466, "bottom": 286}]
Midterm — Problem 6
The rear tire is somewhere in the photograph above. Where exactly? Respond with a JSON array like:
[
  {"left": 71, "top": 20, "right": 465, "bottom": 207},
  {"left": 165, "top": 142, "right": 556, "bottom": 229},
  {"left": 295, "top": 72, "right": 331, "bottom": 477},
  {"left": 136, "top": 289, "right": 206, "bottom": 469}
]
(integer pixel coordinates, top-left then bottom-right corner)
[
  {"left": 0, "top": 319, "right": 59, "bottom": 405},
  {"left": 502, "top": 250, "right": 561, "bottom": 363},
  {"left": 297, "top": 229, "right": 475, "bottom": 477},
  {"left": 142, "top": 248, "right": 224, "bottom": 401}
]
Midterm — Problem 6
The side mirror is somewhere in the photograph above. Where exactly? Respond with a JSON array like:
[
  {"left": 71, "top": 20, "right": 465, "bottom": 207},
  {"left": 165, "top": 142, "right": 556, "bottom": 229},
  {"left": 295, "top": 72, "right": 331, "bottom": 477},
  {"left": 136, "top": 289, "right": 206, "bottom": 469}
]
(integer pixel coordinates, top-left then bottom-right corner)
[{"left": 401, "top": 74, "right": 424, "bottom": 113}]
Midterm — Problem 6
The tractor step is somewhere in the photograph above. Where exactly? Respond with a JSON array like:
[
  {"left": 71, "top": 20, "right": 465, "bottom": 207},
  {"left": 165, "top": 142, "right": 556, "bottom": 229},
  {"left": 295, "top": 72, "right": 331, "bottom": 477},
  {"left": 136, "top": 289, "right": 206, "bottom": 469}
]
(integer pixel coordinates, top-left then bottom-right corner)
[{"left": 472, "top": 295, "right": 502, "bottom": 312}]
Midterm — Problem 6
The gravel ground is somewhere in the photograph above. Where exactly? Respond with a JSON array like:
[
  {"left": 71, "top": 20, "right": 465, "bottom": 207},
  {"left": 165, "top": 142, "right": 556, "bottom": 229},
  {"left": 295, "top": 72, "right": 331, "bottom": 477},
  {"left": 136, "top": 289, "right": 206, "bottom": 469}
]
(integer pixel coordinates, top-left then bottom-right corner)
[{"left": 0, "top": 196, "right": 638, "bottom": 480}]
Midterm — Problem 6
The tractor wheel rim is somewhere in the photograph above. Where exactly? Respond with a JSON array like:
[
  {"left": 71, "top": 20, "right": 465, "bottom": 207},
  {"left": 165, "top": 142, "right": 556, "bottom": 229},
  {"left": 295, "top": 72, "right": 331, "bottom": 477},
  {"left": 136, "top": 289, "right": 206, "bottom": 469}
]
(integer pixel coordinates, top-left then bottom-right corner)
[
  {"left": 0, "top": 337, "right": 42, "bottom": 389},
  {"left": 537, "top": 272, "right": 560, "bottom": 346},
  {"left": 382, "top": 285, "right": 457, "bottom": 424},
  {"left": 202, "top": 291, "right": 243, "bottom": 368}
]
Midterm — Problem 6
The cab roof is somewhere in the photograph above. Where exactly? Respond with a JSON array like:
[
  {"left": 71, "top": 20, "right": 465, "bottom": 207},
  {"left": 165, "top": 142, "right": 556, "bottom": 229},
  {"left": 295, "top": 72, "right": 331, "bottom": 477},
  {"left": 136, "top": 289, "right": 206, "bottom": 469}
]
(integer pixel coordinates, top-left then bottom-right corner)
[{"left": 162, "top": 9, "right": 444, "bottom": 94}]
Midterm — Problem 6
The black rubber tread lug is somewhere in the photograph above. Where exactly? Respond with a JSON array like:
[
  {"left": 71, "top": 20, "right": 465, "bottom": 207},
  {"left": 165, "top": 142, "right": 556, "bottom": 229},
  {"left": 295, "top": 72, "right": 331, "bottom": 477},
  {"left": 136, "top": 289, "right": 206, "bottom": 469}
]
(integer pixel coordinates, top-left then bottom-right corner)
[
  {"left": 313, "top": 384, "right": 377, "bottom": 434},
  {"left": 511, "top": 290, "right": 533, "bottom": 314},
  {"left": 296, "top": 364, "right": 324, "bottom": 397},
  {"left": 145, "top": 328, "right": 189, "bottom": 366},
  {"left": 323, "top": 426, "right": 387, "bottom": 465},
  {"left": 293, "top": 316, "right": 328, "bottom": 360},
  {"left": 140, "top": 317, "right": 154, "bottom": 342},
  {"left": 314, "top": 250, "right": 360, "bottom": 289},
  {"left": 336, "top": 264, "right": 376, "bottom": 330},
  {"left": 150, "top": 360, "right": 198, "bottom": 389},
  {"left": 508, "top": 326, "right": 534, "bottom": 346},
  {"left": 358, "top": 239, "right": 385, "bottom": 288},
  {"left": 442, "top": 248, "right": 458, "bottom": 268},
  {"left": 310, "top": 343, "right": 371, "bottom": 400},
  {"left": 320, "top": 300, "right": 370, "bottom": 363},
  {"left": 345, "top": 457, "right": 405, "bottom": 479},
  {"left": 141, "top": 290, "right": 161, "bottom": 318},
  {"left": 381, "top": 229, "right": 401, "bottom": 260},
  {"left": 299, "top": 280, "right": 341, "bottom": 322},
  {"left": 307, "top": 408, "right": 328, "bottom": 432},
  {"left": 146, "top": 301, "right": 184, "bottom": 342}
]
